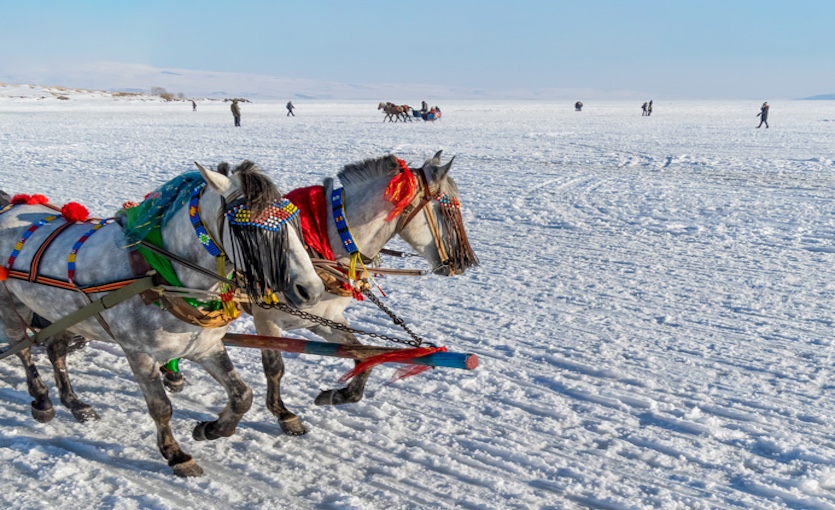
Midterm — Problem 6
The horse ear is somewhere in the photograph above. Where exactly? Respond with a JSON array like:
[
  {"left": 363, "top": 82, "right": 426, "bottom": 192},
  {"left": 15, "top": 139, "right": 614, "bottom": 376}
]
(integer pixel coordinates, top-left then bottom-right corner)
[
  {"left": 195, "top": 161, "right": 232, "bottom": 194},
  {"left": 434, "top": 155, "right": 454, "bottom": 180}
]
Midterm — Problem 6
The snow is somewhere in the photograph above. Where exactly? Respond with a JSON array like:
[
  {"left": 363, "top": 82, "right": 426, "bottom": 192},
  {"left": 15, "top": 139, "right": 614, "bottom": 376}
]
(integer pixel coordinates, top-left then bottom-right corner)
[{"left": 2, "top": 93, "right": 835, "bottom": 509}]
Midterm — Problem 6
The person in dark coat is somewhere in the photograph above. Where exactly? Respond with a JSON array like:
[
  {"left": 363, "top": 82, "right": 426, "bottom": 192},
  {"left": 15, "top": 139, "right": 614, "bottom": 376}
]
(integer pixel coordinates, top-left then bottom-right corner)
[
  {"left": 641, "top": 102, "right": 648, "bottom": 116},
  {"left": 231, "top": 99, "right": 241, "bottom": 127},
  {"left": 191, "top": 100, "right": 197, "bottom": 112},
  {"left": 647, "top": 100, "right": 653, "bottom": 116},
  {"left": 756, "top": 102, "right": 769, "bottom": 128},
  {"left": 286, "top": 101, "right": 295, "bottom": 116}
]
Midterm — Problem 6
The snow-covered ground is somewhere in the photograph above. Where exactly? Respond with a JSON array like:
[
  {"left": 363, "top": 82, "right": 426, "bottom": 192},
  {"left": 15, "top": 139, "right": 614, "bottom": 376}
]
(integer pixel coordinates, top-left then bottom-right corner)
[{"left": 1, "top": 95, "right": 835, "bottom": 509}]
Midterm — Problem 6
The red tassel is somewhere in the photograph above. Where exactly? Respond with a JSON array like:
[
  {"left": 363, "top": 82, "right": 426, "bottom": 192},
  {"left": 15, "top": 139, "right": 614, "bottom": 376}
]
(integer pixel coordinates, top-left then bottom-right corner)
[
  {"left": 0, "top": 266, "right": 7, "bottom": 281},
  {"left": 122, "top": 201, "right": 139, "bottom": 209},
  {"left": 28, "top": 194, "right": 49, "bottom": 205},
  {"left": 338, "top": 346, "right": 447, "bottom": 383},
  {"left": 10, "top": 194, "right": 30, "bottom": 205},
  {"left": 383, "top": 159, "right": 417, "bottom": 222},
  {"left": 61, "top": 202, "right": 89, "bottom": 222}
]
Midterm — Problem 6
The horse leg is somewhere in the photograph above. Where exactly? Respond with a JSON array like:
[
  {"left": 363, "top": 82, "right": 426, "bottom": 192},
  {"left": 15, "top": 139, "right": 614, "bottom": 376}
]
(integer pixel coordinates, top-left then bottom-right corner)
[
  {"left": 252, "top": 313, "right": 306, "bottom": 435},
  {"left": 0, "top": 291, "right": 54, "bottom": 422},
  {"left": 123, "top": 349, "right": 203, "bottom": 477},
  {"left": 16, "top": 347, "right": 55, "bottom": 422},
  {"left": 47, "top": 331, "right": 99, "bottom": 422},
  {"left": 261, "top": 350, "right": 306, "bottom": 435},
  {"left": 191, "top": 348, "right": 252, "bottom": 442},
  {"left": 311, "top": 327, "right": 371, "bottom": 406}
]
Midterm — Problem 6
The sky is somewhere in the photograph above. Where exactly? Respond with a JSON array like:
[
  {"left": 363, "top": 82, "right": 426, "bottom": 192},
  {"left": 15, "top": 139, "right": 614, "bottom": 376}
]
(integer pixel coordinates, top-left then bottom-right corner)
[{"left": 2, "top": 0, "right": 835, "bottom": 99}]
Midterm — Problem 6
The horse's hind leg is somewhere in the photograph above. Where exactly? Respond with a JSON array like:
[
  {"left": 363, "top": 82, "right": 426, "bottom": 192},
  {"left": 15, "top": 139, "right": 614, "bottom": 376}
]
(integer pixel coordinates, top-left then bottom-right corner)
[
  {"left": 310, "top": 327, "right": 371, "bottom": 406},
  {"left": 124, "top": 349, "right": 203, "bottom": 477},
  {"left": 191, "top": 347, "right": 252, "bottom": 442},
  {"left": 16, "top": 347, "right": 55, "bottom": 422},
  {"left": 0, "top": 293, "right": 54, "bottom": 422},
  {"left": 47, "top": 331, "right": 99, "bottom": 422},
  {"left": 261, "top": 350, "right": 306, "bottom": 435}
]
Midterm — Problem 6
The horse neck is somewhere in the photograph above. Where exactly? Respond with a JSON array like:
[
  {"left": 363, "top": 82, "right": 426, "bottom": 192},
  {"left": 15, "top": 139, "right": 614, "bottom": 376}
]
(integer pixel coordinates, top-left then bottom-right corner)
[
  {"left": 160, "top": 195, "right": 222, "bottom": 289},
  {"left": 330, "top": 177, "right": 398, "bottom": 260}
]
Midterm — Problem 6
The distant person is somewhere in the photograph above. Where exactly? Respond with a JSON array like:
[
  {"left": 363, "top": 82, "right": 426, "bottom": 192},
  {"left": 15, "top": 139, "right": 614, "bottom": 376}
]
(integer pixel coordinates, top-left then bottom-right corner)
[
  {"left": 231, "top": 99, "right": 241, "bottom": 127},
  {"left": 191, "top": 100, "right": 197, "bottom": 112},
  {"left": 756, "top": 102, "right": 769, "bottom": 128},
  {"left": 421, "top": 100, "right": 428, "bottom": 114},
  {"left": 647, "top": 100, "right": 653, "bottom": 116},
  {"left": 575, "top": 101, "right": 583, "bottom": 111},
  {"left": 641, "top": 102, "right": 648, "bottom": 116},
  {"left": 286, "top": 101, "right": 295, "bottom": 116}
]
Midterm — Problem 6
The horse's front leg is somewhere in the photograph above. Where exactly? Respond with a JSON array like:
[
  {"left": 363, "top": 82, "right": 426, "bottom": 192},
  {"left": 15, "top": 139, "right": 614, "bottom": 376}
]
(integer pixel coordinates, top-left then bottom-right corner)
[
  {"left": 310, "top": 327, "right": 371, "bottom": 406},
  {"left": 47, "top": 331, "right": 99, "bottom": 422},
  {"left": 190, "top": 347, "right": 252, "bottom": 441},
  {"left": 261, "top": 349, "right": 306, "bottom": 435},
  {"left": 123, "top": 349, "right": 203, "bottom": 477}
]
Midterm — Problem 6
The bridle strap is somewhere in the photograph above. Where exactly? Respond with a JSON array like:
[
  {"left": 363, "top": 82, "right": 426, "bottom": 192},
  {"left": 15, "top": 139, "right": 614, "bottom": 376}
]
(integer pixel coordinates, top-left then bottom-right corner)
[{"left": 394, "top": 167, "right": 451, "bottom": 271}]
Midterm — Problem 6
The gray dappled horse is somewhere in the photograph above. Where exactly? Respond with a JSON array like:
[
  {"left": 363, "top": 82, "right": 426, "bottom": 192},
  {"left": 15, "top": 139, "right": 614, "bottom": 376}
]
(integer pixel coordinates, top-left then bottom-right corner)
[
  {"left": 242, "top": 152, "right": 479, "bottom": 435},
  {"left": 0, "top": 161, "right": 323, "bottom": 476}
]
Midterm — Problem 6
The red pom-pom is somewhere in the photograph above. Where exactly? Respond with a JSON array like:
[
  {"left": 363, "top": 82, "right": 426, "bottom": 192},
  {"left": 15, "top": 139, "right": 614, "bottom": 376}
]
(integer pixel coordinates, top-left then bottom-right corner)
[
  {"left": 11, "top": 194, "right": 30, "bottom": 205},
  {"left": 61, "top": 202, "right": 89, "bottom": 223},
  {"left": 122, "top": 201, "right": 139, "bottom": 210},
  {"left": 28, "top": 194, "right": 49, "bottom": 205},
  {"left": 0, "top": 266, "right": 7, "bottom": 281}
]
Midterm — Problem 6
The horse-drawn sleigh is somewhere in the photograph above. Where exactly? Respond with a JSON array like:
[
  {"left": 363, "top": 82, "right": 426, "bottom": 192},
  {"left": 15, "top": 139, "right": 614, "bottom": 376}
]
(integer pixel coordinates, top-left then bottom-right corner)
[{"left": 0, "top": 152, "right": 478, "bottom": 476}]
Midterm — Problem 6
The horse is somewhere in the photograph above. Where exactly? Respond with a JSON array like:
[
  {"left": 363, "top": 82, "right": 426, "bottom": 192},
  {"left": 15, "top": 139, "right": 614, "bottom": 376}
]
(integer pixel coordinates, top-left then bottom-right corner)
[
  {"left": 0, "top": 161, "right": 324, "bottom": 476},
  {"left": 377, "top": 102, "right": 412, "bottom": 122},
  {"left": 172, "top": 152, "right": 478, "bottom": 436}
]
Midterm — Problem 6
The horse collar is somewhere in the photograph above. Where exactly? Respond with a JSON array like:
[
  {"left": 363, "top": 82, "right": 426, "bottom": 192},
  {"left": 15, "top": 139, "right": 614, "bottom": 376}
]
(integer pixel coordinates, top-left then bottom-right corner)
[
  {"left": 331, "top": 187, "right": 359, "bottom": 255},
  {"left": 189, "top": 183, "right": 224, "bottom": 258}
]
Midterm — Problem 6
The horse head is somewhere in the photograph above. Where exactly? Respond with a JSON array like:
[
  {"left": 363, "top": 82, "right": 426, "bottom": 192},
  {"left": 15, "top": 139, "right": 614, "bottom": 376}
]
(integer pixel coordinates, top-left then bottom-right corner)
[
  {"left": 196, "top": 161, "right": 323, "bottom": 309},
  {"left": 396, "top": 151, "right": 480, "bottom": 276}
]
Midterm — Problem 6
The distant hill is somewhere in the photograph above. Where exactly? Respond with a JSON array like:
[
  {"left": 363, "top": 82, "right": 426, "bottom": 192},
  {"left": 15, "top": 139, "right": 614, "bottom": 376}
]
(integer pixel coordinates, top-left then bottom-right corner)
[{"left": 800, "top": 94, "right": 835, "bottom": 100}]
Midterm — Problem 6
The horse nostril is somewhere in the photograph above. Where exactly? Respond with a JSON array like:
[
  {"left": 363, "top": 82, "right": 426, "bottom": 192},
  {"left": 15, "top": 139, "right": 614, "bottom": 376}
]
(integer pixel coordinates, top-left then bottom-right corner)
[{"left": 295, "top": 284, "right": 310, "bottom": 302}]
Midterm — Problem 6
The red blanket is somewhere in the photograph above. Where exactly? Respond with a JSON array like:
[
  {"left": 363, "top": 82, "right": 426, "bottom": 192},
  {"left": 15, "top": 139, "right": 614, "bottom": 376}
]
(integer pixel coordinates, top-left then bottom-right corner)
[{"left": 285, "top": 185, "right": 335, "bottom": 260}]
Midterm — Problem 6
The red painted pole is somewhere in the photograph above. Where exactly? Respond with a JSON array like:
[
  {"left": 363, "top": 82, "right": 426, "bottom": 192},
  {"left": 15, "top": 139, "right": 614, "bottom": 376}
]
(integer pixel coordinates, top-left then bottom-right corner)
[{"left": 222, "top": 333, "right": 478, "bottom": 370}]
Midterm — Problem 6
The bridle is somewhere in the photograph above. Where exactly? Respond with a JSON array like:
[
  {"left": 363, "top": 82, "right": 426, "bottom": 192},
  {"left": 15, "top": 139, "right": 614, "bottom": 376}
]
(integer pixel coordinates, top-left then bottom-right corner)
[{"left": 394, "top": 166, "right": 453, "bottom": 273}]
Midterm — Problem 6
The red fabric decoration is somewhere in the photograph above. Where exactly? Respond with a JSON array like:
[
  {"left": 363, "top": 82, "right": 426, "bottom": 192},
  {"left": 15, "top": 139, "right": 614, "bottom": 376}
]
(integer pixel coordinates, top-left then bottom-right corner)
[
  {"left": 11, "top": 194, "right": 30, "bottom": 205},
  {"left": 338, "top": 346, "right": 447, "bottom": 383},
  {"left": 0, "top": 266, "right": 7, "bottom": 281},
  {"left": 28, "top": 194, "right": 49, "bottom": 205},
  {"left": 383, "top": 159, "right": 417, "bottom": 222},
  {"left": 61, "top": 202, "right": 89, "bottom": 223},
  {"left": 285, "top": 186, "right": 336, "bottom": 260},
  {"left": 122, "top": 201, "right": 139, "bottom": 209}
]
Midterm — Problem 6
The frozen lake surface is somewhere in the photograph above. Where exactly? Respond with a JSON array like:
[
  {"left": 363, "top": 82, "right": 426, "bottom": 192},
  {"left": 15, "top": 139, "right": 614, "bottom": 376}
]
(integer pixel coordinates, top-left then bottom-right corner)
[{"left": 1, "top": 97, "right": 835, "bottom": 509}]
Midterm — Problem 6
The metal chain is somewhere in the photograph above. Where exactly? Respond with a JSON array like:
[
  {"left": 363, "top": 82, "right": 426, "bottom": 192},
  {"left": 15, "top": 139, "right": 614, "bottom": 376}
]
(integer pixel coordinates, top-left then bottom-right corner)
[{"left": 274, "top": 292, "right": 424, "bottom": 347}]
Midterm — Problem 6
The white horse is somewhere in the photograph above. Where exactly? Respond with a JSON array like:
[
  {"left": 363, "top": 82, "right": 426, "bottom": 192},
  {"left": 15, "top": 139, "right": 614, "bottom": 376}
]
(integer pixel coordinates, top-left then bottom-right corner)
[
  {"left": 0, "top": 161, "right": 324, "bottom": 476},
  {"left": 246, "top": 151, "right": 478, "bottom": 435}
]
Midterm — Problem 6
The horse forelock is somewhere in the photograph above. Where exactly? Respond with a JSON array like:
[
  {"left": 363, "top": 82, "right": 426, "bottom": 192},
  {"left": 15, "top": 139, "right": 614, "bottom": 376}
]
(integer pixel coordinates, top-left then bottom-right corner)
[
  {"left": 229, "top": 160, "right": 283, "bottom": 216},
  {"left": 337, "top": 155, "right": 399, "bottom": 187}
]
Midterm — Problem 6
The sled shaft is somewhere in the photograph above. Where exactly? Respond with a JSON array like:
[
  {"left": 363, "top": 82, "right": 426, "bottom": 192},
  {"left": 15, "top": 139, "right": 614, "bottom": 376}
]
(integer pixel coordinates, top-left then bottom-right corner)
[{"left": 222, "top": 333, "right": 478, "bottom": 370}]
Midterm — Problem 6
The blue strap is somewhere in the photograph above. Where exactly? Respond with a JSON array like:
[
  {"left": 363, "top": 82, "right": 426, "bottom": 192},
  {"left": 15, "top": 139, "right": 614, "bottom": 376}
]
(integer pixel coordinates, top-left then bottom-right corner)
[{"left": 331, "top": 188, "right": 358, "bottom": 254}]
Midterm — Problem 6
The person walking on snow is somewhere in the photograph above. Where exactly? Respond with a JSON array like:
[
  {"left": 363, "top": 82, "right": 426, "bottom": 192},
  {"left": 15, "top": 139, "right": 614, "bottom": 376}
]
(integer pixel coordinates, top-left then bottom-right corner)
[
  {"left": 756, "top": 102, "right": 769, "bottom": 128},
  {"left": 641, "top": 102, "right": 648, "bottom": 116},
  {"left": 231, "top": 99, "right": 241, "bottom": 127},
  {"left": 286, "top": 101, "right": 295, "bottom": 116}
]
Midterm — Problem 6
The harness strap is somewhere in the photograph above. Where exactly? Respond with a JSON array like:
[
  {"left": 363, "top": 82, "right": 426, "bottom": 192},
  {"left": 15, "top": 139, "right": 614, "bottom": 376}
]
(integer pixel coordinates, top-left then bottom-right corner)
[
  {"left": 5, "top": 215, "right": 59, "bottom": 272},
  {"left": 0, "top": 276, "right": 157, "bottom": 361},
  {"left": 29, "top": 221, "right": 74, "bottom": 282}
]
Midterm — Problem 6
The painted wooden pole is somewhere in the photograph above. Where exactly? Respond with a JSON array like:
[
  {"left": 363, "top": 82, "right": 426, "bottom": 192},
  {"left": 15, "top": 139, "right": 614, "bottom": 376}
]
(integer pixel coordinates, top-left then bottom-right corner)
[{"left": 222, "top": 333, "right": 478, "bottom": 371}]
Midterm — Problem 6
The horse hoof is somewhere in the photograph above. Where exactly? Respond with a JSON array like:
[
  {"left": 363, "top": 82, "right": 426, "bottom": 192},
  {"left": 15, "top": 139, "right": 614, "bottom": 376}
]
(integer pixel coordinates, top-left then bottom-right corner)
[
  {"left": 193, "top": 421, "right": 224, "bottom": 441},
  {"left": 71, "top": 405, "right": 100, "bottom": 423},
  {"left": 172, "top": 459, "right": 204, "bottom": 477},
  {"left": 163, "top": 372, "right": 185, "bottom": 393},
  {"left": 314, "top": 388, "right": 362, "bottom": 406},
  {"left": 278, "top": 416, "right": 307, "bottom": 436},
  {"left": 31, "top": 402, "right": 55, "bottom": 423}
]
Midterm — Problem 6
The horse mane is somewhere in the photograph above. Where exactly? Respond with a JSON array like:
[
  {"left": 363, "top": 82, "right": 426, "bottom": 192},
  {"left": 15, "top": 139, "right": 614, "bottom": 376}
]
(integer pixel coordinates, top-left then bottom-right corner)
[
  {"left": 0, "top": 190, "right": 9, "bottom": 207},
  {"left": 337, "top": 155, "right": 399, "bottom": 187},
  {"left": 228, "top": 160, "right": 283, "bottom": 216}
]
